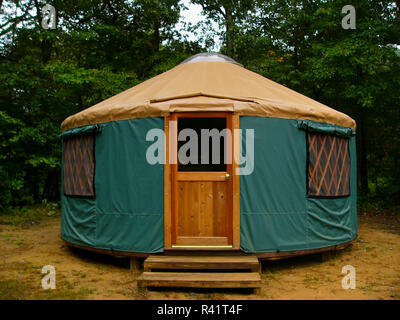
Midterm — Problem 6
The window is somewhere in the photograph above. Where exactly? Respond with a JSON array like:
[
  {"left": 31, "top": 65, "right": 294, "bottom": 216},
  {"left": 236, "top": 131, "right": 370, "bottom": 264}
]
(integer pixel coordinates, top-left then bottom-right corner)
[
  {"left": 63, "top": 134, "right": 95, "bottom": 197},
  {"left": 307, "top": 132, "right": 350, "bottom": 197},
  {"left": 177, "top": 117, "right": 227, "bottom": 172}
]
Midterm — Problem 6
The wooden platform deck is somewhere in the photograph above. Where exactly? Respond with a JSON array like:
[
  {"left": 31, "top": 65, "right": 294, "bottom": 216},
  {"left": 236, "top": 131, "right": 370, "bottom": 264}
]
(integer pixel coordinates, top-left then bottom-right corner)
[{"left": 137, "top": 254, "right": 261, "bottom": 293}]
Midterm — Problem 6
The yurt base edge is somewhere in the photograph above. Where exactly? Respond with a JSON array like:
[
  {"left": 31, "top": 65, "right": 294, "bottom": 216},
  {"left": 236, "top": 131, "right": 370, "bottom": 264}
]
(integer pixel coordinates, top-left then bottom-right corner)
[{"left": 63, "top": 238, "right": 354, "bottom": 260}]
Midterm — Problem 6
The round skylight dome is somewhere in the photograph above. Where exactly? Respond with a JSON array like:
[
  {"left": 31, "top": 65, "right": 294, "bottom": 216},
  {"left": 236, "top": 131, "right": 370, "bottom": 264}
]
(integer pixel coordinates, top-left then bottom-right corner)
[{"left": 180, "top": 52, "right": 243, "bottom": 66}]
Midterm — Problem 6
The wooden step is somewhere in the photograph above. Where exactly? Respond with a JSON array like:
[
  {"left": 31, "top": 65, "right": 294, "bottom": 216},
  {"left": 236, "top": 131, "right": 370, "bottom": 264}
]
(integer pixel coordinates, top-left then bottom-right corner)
[
  {"left": 137, "top": 272, "right": 261, "bottom": 289},
  {"left": 144, "top": 255, "right": 260, "bottom": 272}
]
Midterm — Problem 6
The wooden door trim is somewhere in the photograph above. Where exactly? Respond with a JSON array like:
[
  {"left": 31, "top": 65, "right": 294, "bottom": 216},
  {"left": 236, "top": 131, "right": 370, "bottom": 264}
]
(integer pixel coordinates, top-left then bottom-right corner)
[
  {"left": 172, "top": 112, "right": 229, "bottom": 118},
  {"left": 232, "top": 114, "right": 240, "bottom": 249},
  {"left": 163, "top": 112, "right": 240, "bottom": 250},
  {"left": 175, "top": 236, "right": 230, "bottom": 246},
  {"left": 164, "top": 116, "right": 172, "bottom": 248},
  {"left": 171, "top": 113, "right": 178, "bottom": 247},
  {"left": 176, "top": 172, "right": 228, "bottom": 181}
]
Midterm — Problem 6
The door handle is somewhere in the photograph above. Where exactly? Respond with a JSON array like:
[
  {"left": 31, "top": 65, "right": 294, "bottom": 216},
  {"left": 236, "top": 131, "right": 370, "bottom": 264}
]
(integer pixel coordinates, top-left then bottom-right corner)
[{"left": 225, "top": 173, "right": 230, "bottom": 179}]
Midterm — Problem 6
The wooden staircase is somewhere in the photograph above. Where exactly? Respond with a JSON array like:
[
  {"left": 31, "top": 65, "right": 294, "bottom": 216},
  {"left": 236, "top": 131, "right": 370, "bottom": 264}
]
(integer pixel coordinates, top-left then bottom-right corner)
[{"left": 137, "top": 254, "right": 262, "bottom": 293}]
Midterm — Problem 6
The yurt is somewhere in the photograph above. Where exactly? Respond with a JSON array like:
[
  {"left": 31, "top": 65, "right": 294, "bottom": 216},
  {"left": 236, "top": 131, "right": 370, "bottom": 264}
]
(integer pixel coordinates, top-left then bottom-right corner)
[{"left": 60, "top": 53, "right": 357, "bottom": 259}]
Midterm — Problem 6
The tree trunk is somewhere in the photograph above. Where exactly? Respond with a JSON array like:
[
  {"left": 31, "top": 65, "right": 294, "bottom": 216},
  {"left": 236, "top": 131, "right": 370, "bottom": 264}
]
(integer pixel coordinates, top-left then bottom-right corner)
[
  {"left": 153, "top": 19, "right": 160, "bottom": 52},
  {"left": 354, "top": 65, "right": 369, "bottom": 197},
  {"left": 224, "top": 4, "right": 233, "bottom": 57},
  {"left": 356, "top": 108, "right": 369, "bottom": 196}
]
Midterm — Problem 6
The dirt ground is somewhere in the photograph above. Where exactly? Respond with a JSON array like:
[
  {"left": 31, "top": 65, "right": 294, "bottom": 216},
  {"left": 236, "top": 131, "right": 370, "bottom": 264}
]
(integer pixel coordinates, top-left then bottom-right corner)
[{"left": 0, "top": 212, "right": 399, "bottom": 300}]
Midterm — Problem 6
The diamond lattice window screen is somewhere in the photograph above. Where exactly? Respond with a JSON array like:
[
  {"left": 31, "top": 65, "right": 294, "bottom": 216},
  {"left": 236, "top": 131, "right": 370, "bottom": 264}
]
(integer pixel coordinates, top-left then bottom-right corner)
[
  {"left": 63, "top": 135, "right": 95, "bottom": 197},
  {"left": 307, "top": 133, "right": 350, "bottom": 197}
]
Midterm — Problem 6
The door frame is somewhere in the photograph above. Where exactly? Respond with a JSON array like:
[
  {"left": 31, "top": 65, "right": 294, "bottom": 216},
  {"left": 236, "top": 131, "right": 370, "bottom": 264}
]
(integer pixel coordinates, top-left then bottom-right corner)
[{"left": 164, "top": 112, "right": 240, "bottom": 249}]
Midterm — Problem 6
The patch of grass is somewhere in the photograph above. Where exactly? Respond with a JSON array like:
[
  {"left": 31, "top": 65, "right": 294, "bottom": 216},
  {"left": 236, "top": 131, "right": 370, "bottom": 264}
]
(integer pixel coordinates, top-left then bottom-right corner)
[
  {"left": 0, "top": 278, "right": 91, "bottom": 300},
  {"left": 30, "top": 265, "right": 42, "bottom": 270},
  {"left": 1, "top": 233, "right": 13, "bottom": 238},
  {"left": 361, "top": 244, "right": 374, "bottom": 252},
  {"left": 0, "top": 279, "right": 30, "bottom": 300},
  {"left": 358, "top": 281, "right": 377, "bottom": 292},
  {"left": 0, "top": 233, "right": 24, "bottom": 246},
  {"left": 72, "top": 270, "right": 87, "bottom": 279},
  {"left": 260, "top": 291, "right": 275, "bottom": 299},
  {"left": 0, "top": 233, "right": 25, "bottom": 246},
  {"left": 127, "top": 286, "right": 148, "bottom": 300},
  {"left": 0, "top": 261, "right": 92, "bottom": 300},
  {"left": 14, "top": 240, "right": 24, "bottom": 246},
  {"left": 262, "top": 269, "right": 277, "bottom": 281},
  {"left": 325, "top": 277, "right": 335, "bottom": 283},
  {"left": 0, "top": 203, "right": 60, "bottom": 226},
  {"left": 303, "top": 274, "right": 320, "bottom": 285}
]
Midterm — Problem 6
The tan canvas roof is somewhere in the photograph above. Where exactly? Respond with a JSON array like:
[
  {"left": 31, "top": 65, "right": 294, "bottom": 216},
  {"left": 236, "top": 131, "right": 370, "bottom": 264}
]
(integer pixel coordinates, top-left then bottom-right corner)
[{"left": 61, "top": 56, "right": 356, "bottom": 131}]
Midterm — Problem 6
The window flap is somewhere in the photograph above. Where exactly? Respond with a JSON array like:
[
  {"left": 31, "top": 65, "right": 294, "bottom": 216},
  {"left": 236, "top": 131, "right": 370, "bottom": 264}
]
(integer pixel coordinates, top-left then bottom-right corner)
[
  {"left": 298, "top": 120, "right": 355, "bottom": 138},
  {"left": 59, "top": 124, "right": 102, "bottom": 140}
]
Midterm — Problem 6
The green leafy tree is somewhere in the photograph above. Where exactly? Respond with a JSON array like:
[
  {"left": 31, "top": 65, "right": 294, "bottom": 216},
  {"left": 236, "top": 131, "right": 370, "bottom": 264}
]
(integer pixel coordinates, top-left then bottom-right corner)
[
  {"left": 191, "top": 0, "right": 255, "bottom": 57},
  {"left": 0, "top": 0, "right": 202, "bottom": 209},
  {"left": 233, "top": 0, "right": 400, "bottom": 203}
]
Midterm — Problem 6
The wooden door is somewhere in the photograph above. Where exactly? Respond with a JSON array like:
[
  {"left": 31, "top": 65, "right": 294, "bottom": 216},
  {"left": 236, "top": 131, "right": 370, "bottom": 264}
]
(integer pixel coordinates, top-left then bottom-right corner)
[{"left": 171, "top": 113, "right": 233, "bottom": 247}]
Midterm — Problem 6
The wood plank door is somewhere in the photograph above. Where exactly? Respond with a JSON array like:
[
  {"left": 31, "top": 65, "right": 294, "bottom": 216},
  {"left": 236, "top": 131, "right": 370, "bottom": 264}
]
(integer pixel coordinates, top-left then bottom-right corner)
[{"left": 171, "top": 112, "right": 233, "bottom": 247}]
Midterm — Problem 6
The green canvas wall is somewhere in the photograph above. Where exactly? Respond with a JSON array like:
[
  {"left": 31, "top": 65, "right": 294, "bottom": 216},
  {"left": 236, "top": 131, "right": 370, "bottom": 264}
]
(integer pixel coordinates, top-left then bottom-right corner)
[
  {"left": 61, "top": 117, "right": 164, "bottom": 253},
  {"left": 239, "top": 116, "right": 358, "bottom": 253}
]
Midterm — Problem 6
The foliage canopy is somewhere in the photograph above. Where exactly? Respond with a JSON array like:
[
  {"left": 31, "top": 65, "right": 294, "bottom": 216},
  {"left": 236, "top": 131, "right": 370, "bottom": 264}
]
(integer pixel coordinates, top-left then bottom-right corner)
[{"left": 0, "top": 0, "right": 398, "bottom": 209}]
